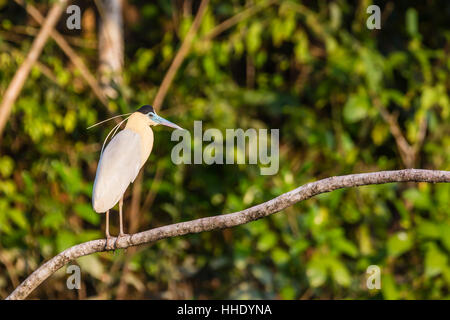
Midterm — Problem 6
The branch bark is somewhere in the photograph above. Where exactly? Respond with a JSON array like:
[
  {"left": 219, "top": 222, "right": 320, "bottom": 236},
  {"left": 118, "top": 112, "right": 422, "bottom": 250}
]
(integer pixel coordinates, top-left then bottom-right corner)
[{"left": 6, "top": 169, "right": 450, "bottom": 300}]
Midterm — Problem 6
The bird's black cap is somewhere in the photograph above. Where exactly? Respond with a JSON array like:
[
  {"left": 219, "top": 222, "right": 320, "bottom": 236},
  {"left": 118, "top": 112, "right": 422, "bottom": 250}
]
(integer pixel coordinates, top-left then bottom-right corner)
[{"left": 137, "top": 105, "right": 154, "bottom": 114}]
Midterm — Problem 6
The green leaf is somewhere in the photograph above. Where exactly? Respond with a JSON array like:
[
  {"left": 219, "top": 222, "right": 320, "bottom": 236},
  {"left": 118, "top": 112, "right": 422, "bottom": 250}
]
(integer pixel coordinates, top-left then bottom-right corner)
[
  {"left": 290, "top": 239, "right": 309, "bottom": 256},
  {"left": 21, "top": 171, "right": 35, "bottom": 196},
  {"left": 51, "top": 161, "right": 83, "bottom": 196},
  {"left": 334, "top": 238, "right": 358, "bottom": 258},
  {"left": 77, "top": 255, "right": 105, "bottom": 280},
  {"left": 387, "top": 232, "right": 413, "bottom": 258},
  {"left": 135, "top": 49, "right": 154, "bottom": 73},
  {"left": 406, "top": 8, "right": 419, "bottom": 37},
  {"left": 439, "top": 225, "right": 450, "bottom": 252},
  {"left": 78, "top": 230, "right": 102, "bottom": 242},
  {"left": 294, "top": 31, "right": 311, "bottom": 63},
  {"left": 41, "top": 209, "right": 65, "bottom": 230},
  {"left": 246, "top": 22, "right": 263, "bottom": 54},
  {"left": 382, "top": 274, "right": 399, "bottom": 300},
  {"left": 0, "top": 156, "right": 14, "bottom": 178},
  {"left": 257, "top": 231, "right": 277, "bottom": 251},
  {"left": 306, "top": 254, "right": 327, "bottom": 287},
  {"left": 425, "top": 243, "right": 448, "bottom": 278},
  {"left": 371, "top": 122, "right": 389, "bottom": 146},
  {"left": 74, "top": 203, "right": 99, "bottom": 225},
  {"left": 8, "top": 208, "right": 28, "bottom": 230},
  {"left": 328, "top": 257, "right": 351, "bottom": 287},
  {"left": 56, "top": 231, "right": 78, "bottom": 252},
  {"left": 280, "top": 286, "right": 296, "bottom": 299},
  {"left": 421, "top": 86, "right": 438, "bottom": 110},
  {"left": 403, "top": 189, "right": 432, "bottom": 210},
  {"left": 358, "top": 225, "right": 373, "bottom": 255},
  {"left": 417, "top": 220, "right": 440, "bottom": 239},
  {"left": 343, "top": 93, "right": 370, "bottom": 123},
  {"left": 271, "top": 248, "right": 290, "bottom": 265}
]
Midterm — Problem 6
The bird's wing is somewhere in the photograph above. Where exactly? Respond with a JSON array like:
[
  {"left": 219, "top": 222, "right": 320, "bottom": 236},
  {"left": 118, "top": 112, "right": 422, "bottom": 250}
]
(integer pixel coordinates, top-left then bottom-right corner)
[{"left": 92, "top": 129, "right": 142, "bottom": 212}]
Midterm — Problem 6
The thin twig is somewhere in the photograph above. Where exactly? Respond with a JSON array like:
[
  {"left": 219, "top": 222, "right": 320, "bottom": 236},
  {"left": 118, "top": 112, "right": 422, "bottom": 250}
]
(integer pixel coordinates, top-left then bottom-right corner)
[
  {"left": 6, "top": 169, "right": 450, "bottom": 300},
  {"left": 0, "top": 0, "right": 69, "bottom": 139},
  {"left": 10, "top": 25, "right": 97, "bottom": 49},
  {"left": 0, "top": 251, "right": 19, "bottom": 288},
  {"left": 203, "top": 0, "right": 276, "bottom": 41},
  {"left": 371, "top": 94, "right": 415, "bottom": 168}
]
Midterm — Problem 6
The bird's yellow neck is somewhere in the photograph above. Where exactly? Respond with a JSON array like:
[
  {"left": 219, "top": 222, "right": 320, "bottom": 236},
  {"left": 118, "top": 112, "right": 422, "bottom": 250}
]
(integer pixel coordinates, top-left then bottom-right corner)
[{"left": 125, "top": 113, "right": 154, "bottom": 166}]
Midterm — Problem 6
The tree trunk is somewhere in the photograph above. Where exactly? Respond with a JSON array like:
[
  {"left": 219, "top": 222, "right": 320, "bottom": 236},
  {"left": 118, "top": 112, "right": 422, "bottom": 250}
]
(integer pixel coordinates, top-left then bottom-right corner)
[{"left": 98, "top": 0, "right": 123, "bottom": 99}]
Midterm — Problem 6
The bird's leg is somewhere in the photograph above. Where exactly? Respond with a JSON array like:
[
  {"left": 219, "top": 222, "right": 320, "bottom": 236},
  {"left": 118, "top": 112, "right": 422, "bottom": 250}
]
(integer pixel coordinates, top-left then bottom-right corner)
[
  {"left": 119, "top": 197, "right": 125, "bottom": 236},
  {"left": 104, "top": 210, "right": 112, "bottom": 250},
  {"left": 115, "top": 197, "right": 128, "bottom": 249}
]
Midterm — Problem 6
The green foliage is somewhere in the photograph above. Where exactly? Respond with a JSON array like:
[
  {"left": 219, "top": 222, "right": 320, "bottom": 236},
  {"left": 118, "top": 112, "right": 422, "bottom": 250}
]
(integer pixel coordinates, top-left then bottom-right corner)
[{"left": 0, "top": 0, "right": 449, "bottom": 299}]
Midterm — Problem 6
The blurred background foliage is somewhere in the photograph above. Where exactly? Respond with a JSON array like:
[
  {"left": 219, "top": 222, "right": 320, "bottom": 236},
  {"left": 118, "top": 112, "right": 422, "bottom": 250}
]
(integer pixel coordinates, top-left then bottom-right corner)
[{"left": 0, "top": 0, "right": 449, "bottom": 299}]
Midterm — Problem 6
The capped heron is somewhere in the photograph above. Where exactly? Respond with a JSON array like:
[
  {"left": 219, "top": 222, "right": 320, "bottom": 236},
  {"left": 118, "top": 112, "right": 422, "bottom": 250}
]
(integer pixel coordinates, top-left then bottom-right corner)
[{"left": 92, "top": 105, "right": 183, "bottom": 244}]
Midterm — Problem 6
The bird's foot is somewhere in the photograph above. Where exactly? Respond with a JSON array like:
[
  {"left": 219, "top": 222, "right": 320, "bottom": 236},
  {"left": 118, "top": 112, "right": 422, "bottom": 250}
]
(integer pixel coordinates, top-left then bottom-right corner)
[
  {"left": 104, "top": 235, "right": 114, "bottom": 251},
  {"left": 114, "top": 233, "right": 129, "bottom": 250}
]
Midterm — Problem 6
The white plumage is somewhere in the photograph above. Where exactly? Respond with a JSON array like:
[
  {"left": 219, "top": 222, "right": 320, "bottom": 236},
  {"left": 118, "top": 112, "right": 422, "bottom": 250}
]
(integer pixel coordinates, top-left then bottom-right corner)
[
  {"left": 91, "top": 106, "right": 182, "bottom": 240},
  {"left": 92, "top": 129, "right": 142, "bottom": 213}
]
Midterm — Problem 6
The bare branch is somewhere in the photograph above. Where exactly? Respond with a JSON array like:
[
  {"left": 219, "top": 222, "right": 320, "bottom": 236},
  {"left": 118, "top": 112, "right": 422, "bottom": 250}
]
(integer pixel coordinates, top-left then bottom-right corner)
[
  {"left": 6, "top": 169, "right": 450, "bottom": 300},
  {"left": 0, "top": 0, "right": 69, "bottom": 139},
  {"left": 371, "top": 94, "right": 416, "bottom": 168}
]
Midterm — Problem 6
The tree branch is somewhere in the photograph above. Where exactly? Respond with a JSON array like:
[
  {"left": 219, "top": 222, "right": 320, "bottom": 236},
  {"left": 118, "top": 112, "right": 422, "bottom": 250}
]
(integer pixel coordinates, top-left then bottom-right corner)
[
  {"left": 6, "top": 169, "right": 450, "bottom": 300},
  {"left": 371, "top": 95, "right": 416, "bottom": 168}
]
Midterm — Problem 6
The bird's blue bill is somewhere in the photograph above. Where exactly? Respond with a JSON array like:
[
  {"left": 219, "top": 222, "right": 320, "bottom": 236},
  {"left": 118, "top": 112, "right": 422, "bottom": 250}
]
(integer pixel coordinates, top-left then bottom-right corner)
[{"left": 151, "top": 113, "right": 184, "bottom": 130}]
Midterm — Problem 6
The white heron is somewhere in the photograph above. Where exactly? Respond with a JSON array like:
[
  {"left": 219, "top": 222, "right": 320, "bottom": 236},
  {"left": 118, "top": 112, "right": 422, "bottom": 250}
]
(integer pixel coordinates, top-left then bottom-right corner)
[{"left": 92, "top": 105, "right": 183, "bottom": 243}]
